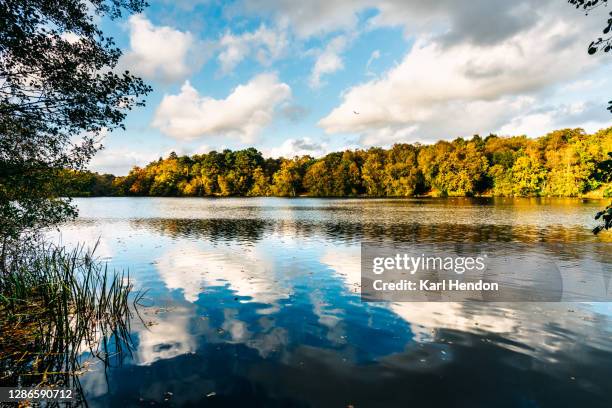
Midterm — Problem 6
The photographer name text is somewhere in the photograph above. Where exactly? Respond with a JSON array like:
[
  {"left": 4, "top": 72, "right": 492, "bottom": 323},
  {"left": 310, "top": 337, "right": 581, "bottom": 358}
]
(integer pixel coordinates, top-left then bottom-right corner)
[{"left": 372, "top": 279, "right": 499, "bottom": 292}]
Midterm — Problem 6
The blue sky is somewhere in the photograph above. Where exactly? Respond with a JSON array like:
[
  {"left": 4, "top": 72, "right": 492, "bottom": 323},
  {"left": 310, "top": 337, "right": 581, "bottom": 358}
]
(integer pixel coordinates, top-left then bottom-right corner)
[{"left": 89, "top": 0, "right": 612, "bottom": 175}]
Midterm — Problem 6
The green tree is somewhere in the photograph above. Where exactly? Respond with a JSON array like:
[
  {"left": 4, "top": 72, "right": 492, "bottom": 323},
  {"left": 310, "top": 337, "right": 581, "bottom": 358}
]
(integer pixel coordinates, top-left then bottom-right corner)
[
  {"left": 200, "top": 151, "right": 223, "bottom": 195},
  {"left": 432, "top": 140, "right": 488, "bottom": 196},
  {"left": 272, "top": 158, "right": 307, "bottom": 197},
  {"left": 0, "top": 0, "right": 151, "bottom": 241},
  {"left": 511, "top": 154, "right": 545, "bottom": 196},
  {"left": 217, "top": 173, "right": 235, "bottom": 196},
  {"left": 384, "top": 144, "right": 422, "bottom": 197},
  {"left": 232, "top": 148, "right": 265, "bottom": 195},
  {"left": 62, "top": 127, "right": 612, "bottom": 201},
  {"left": 303, "top": 160, "right": 331, "bottom": 196},
  {"left": 248, "top": 167, "right": 271, "bottom": 196},
  {"left": 485, "top": 135, "right": 526, "bottom": 196},
  {"left": 362, "top": 148, "right": 386, "bottom": 196}
]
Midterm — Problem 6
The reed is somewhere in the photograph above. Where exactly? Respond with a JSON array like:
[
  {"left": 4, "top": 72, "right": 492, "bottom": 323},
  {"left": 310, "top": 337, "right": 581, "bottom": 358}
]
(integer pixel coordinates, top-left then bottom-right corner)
[{"left": 0, "top": 239, "right": 144, "bottom": 395}]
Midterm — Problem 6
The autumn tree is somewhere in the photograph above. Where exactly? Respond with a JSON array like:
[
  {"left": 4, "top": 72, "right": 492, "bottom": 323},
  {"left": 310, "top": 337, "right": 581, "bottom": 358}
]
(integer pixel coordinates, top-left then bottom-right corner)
[
  {"left": 272, "top": 157, "right": 309, "bottom": 197},
  {"left": 71, "top": 127, "right": 611, "bottom": 200},
  {"left": 361, "top": 148, "right": 387, "bottom": 196},
  {"left": 248, "top": 167, "right": 270, "bottom": 196}
]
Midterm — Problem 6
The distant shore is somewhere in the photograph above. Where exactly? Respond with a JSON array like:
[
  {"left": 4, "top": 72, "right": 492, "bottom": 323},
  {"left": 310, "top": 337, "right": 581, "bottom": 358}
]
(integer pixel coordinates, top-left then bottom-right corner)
[{"left": 63, "top": 127, "right": 611, "bottom": 200}]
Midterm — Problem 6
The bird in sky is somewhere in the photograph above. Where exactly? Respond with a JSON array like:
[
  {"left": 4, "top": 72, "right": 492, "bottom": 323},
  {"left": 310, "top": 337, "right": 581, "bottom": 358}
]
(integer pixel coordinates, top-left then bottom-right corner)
[{"left": 353, "top": 110, "right": 360, "bottom": 115}]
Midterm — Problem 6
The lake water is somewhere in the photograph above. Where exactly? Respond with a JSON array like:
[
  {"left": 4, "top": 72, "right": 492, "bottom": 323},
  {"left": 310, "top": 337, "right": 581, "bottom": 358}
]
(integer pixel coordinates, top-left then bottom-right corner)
[{"left": 57, "top": 197, "right": 612, "bottom": 407}]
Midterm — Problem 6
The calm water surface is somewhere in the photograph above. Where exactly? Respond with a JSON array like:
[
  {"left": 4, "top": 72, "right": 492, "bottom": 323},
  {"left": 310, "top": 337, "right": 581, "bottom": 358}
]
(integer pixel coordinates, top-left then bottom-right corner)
[{"left": 57, "top": 197, "right": 612, "bottom": 407}]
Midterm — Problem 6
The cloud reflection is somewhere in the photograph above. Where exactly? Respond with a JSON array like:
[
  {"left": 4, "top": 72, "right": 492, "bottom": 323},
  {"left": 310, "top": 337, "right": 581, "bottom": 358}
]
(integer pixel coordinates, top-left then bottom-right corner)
[
  {"left": 135, "top": 306, "right": 196, "bottom": 366},
  {"left": 155, "top": 243, "right": 290, "bottom": 311}
]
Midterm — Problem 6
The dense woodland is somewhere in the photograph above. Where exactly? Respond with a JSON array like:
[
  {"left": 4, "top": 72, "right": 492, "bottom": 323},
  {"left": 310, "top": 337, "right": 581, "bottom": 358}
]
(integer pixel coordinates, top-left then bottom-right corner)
[{"left": 65, "top": 127, "right": 612, "bottom": 198}]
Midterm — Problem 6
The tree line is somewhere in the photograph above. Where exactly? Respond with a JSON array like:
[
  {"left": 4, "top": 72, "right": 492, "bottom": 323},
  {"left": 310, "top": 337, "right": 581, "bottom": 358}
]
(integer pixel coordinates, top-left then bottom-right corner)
[{"left": 64, "top": 127, "right": 612, "bottom": 198}]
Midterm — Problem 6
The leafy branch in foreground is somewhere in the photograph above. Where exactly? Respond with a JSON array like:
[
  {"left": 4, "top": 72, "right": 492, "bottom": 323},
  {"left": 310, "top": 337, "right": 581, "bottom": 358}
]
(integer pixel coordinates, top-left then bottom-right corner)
[
  {"left": 0, "top": 0, "right": 151, "bottom": 240},
  {"left": 568, "top": 0, "right": 612, "bottom": 112},
  {"left": 593, "top": 204, "right": 612, "bottom": 234},
  {"left": 568, "top": 1, "right": 612, "bottom": 233}
]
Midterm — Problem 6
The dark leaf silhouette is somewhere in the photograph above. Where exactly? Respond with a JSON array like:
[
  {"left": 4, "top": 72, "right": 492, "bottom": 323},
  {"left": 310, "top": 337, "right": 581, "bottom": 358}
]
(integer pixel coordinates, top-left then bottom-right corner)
[
  {"left": 569, "top": 0, "right": 611, "bottom": 108},
  {"left": 0, "top": 0, "right": 152, "bottom": 242},
  {"left": 593, "top": 205, "right": 612, "bottom": 234}
]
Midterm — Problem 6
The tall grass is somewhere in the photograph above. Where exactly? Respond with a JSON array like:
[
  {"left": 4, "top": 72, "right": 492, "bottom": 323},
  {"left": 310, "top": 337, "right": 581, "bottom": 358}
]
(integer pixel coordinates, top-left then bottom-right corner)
[{"left": 0, "top": 239, "right": 143, "bottom": 394}]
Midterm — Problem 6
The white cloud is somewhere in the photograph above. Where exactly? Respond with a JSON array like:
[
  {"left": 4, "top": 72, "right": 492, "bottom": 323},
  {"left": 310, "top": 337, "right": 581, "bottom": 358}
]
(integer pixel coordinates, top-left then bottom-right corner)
[
  {"left": 319, "top": 14, "right": 598, "bottom": 144},
  {"left": 120, "top": 14, "right": 201, "bottom": 82},
  {"left": 561, "top": 78, "right": 608, "bottom": 93},
  {"left": 218, "top": 25, "right": 288, "bottom": 74},
  {"left": 497, "top": 112, "right": 555, "bottom": 138},
  {"left": 368, "top": 0, "right": 548, "bottom": 45},
  {"left": 229, "top": 0, "right": 610, "bottom": 141},
  {"left": 309, "top": 35, "right": 349, "bottom": 88},
  {"left": 365, "top": 49, "right": 380, "bottom": 76},
  {"left": 561, "top": 80, "right": 595, "bottom": 92},
  {"left": 152, "top": 73, "right": 292, "bottom": 142},
  {"left": 358, "top": 125, "right": 419, "bottom": 147},
  {"left": 265, "top": 137, "right": 327, "bottom": 158},
  {"left": 236, "top": 0, "right": 554, "bottom": 40},
  {"left": 233, "top": 0, "right": 370, "bottom": 38},
  {"left": 88, "top": 147, "right": 159, "bottom": 175},
  {"left": 60, "top": 32, "right": 81, "bottom": 44},
  {"left": 497, "top": 101, "right": 612, "bottom": 137}
]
